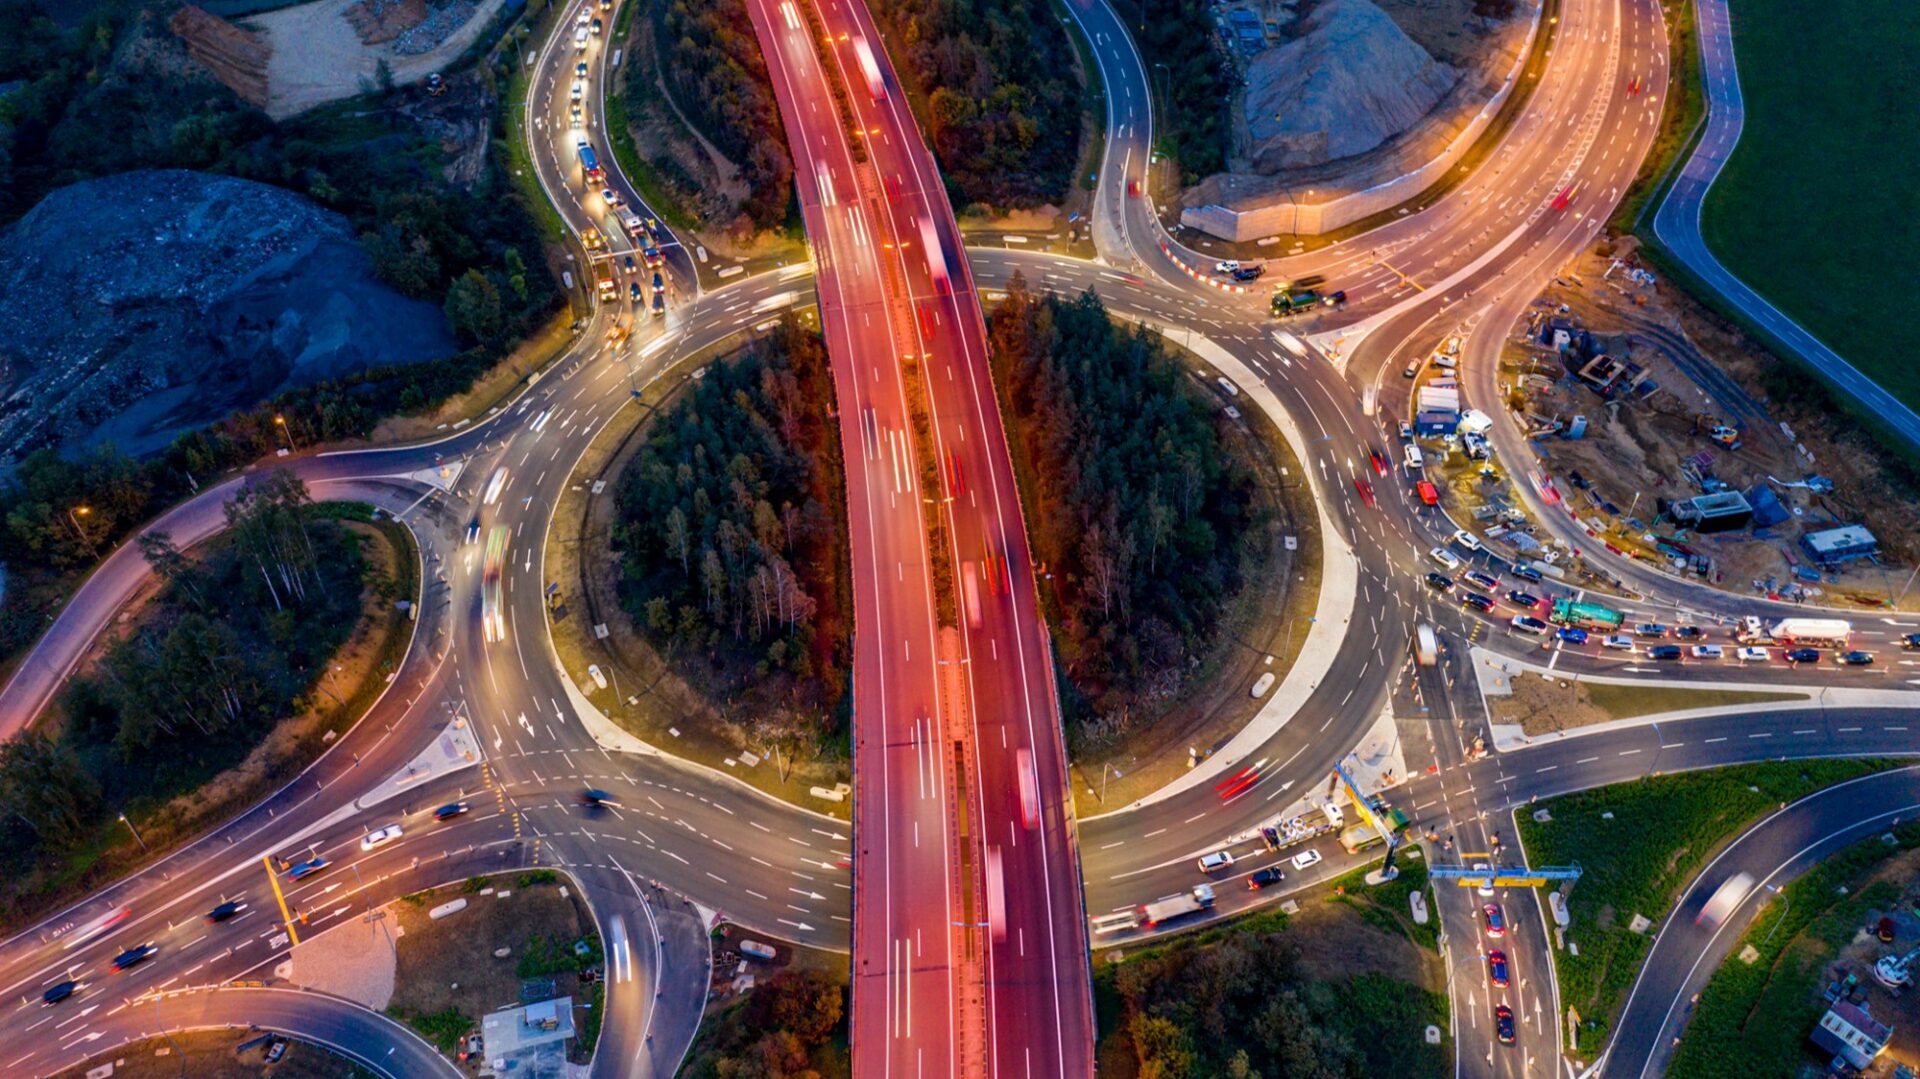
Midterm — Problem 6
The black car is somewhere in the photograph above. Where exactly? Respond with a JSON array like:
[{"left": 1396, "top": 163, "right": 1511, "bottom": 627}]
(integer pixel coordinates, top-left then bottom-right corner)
[
  {"left": 1840, "top": 650, "right": 1875, "bottom": 666},
  {"left": 1495, "top": 1004, "right": 1516, "bottom": 1044},
  {"left": 1424, "top": 572, "right": 1454, "bottom": 592},
  {"left": 1634, "top": 623, "right": 1671, "bottom": 638},
  {"left": 1505, "top": 590, "right": 1540, "bottom": 608},
  {"left": 1648, "top": 644, "right": 1683, "bottom": 660},
  {"left": 1460, "top": 591, "right": 1496, "bottom": 613},
  {"left": 579, "top": 789, "right": 614, "bottom": 806},
  {"left": 433, "top": 802, "right": 470, "bottom": 821},
  {"left": 1674, "top": 626, "right": 1706, "bottom": 640},
  {"left": 1511, "top": 563, "right": 1543, "bottom": 583},
  {"left": 1247, "top": 866, "right": 1286, "bottom": 890},
  {"left": 1902, "top": 633, "right": 1920, "bottom": 649},
  {"left": 42, "top": 980, "right": 77, "bottom": 1006},
  {"left": 206, "top": 901, "right": 247, "bottom": 923},
  {"left": 1785, "top": 648, "right": 1823, "bottom": 664},
  {"left": 1260, "top": 826, "right": 1282, "bottom": 852},
  {"left": 111, "top": 943, "right": 157, "bottom": 972},
  {"left": 1230, "top": 265, "right": 1265, "bottom": 282}
]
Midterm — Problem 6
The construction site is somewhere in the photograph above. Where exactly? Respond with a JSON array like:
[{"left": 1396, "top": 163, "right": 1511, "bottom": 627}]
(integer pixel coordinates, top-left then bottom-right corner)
[{"left": 1488, "top": 238, "right": 1920, "bottom": 610}]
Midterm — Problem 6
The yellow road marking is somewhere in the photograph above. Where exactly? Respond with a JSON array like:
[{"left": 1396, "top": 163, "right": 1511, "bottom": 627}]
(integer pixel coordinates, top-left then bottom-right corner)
[
  {"left": 262, "top": 855, "right": 301, "bottom": 946},
  {"left": 1380, "top": 261, "right": 1426, "bottom": 292}
]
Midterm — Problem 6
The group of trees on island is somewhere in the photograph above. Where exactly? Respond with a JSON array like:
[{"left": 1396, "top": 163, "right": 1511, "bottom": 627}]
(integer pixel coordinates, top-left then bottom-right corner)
[
  {"left": 989, "top": 279, "right": 1259, "bottom": 738},
  {"left": 655, "top": 0, "right": 796, "bottom": 230},
  {"left": 682, "top": 969, "right": 846, "bottom": 1078},
  {"left": 613, "top": 319, "right": 850, "bottom": 732}
]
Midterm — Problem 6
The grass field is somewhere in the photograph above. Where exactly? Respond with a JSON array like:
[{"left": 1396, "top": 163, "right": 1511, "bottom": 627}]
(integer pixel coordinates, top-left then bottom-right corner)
[
  {"left": 1668, "top": 818, "right": 1920, "bottom": 1079},
  {"left": 1516, "top": 759, "right": 1895, "bottom": 1048},
  {"left": 1698, "top": 0, "right": 1920, "bottom": 409}
]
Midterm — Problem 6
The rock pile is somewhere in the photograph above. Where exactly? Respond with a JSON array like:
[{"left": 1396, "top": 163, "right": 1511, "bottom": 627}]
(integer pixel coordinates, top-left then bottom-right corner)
[{"left": 0, "top": 170, "right": 455, "bottom": 464}]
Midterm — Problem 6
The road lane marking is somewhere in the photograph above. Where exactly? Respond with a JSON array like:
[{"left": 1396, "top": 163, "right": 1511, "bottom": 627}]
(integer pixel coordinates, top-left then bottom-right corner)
[{"left": 261, "top": 856, "right": 300, "bottom": 946}]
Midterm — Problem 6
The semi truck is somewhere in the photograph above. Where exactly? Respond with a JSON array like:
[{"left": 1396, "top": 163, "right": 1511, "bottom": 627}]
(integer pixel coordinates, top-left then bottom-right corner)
[
  {"left": 1550, "top": 598, "right": 1624, "bottom": 630},
  {"left": 1141, "top": 884, "right": 1216, "bottom": 927},
  {"left": 577, "top": 142, "right": 603, "bottom": 184},
  {"left": 1735, "top": 616, "right": 1851, "bottom": 648}
]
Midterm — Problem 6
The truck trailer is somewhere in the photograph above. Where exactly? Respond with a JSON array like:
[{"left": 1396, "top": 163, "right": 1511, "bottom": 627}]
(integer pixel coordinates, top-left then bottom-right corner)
[
  {"left": 1141, "top": 884, "right": 1216, "bottom": 927},
  {"left": 1550, "top": 598, "right": 1624, "bottom": 630},
  {"left": 1736, "top": 616, "right": 1851, "bottom": 647}
]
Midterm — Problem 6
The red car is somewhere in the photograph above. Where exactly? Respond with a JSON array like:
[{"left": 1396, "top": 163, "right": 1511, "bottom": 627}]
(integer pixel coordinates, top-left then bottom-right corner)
[
  {"left": 1488, "top": 950, "right": 1510, "bottom": 988},
  {"left": 1482, "top": 902, "right": 1506, "bottom": 937},
  {"left": 1353, "top": 477, "right": 1377, "bottom": 508},
  {"left": 1368, "top": 448, "right": 1388, "bottom": 477},
  {"left": 1415, "top": 480, "right": 1439, "bottom": 506}
]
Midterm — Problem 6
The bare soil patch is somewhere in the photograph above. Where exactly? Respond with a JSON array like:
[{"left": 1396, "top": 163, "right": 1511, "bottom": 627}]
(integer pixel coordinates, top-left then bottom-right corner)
[
  {"left": 1488, "top": 668, "right": 1806, "bottom": 735},
  {"left": 57, "top": 1030, "right": 370, "bottom": 1079}
]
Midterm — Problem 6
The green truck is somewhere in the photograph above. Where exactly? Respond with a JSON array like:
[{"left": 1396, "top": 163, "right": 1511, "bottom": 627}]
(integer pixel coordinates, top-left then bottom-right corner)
[
  {"left": 1271, "top": 289, "right": 1321, "bottom": 317},
  {"left": 1550, "top": 598, "right": 1624, "bottom": 630}
]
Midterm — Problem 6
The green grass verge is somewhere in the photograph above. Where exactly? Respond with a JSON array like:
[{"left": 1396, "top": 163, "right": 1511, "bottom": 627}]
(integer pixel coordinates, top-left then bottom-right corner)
[
  {"left": 1667, "top": 816, "right": 1920, "bottom": 1079},
  {"left": 1326, "top": 859, "right": 1441, "bottom": 953},
  {"left": 1582, "top": 683, "right": 1806, "bottom": 720},
  {"left": 1516, "top": 759, "right": 1896, "bottom": 1048},
  {"left": 1694, "top": 0, "right": 1920, "bottom": 412}
]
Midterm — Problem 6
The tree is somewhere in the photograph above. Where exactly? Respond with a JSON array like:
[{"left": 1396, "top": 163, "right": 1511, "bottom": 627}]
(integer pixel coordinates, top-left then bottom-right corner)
[
  {"left": 0, "top": 731, "right": 99, "bottom": 845},
  {"left": 445, "top": 269, "right": 505, "bottom": 344}
]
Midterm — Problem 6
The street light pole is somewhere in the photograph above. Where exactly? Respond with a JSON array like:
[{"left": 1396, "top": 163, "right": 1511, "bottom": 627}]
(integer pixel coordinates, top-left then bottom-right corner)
[
  {"left": 117, "top": 812, "right": 147, "bottom": 852},
  {"left": 274, "top": 414, "right": 299, "bottom": 452},
  {"left": 64, "top": 505, "right": 90, "bottom": 543}
]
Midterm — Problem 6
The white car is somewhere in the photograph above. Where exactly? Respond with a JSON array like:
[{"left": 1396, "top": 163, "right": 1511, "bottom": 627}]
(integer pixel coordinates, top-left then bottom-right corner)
[
  {"left": 1213, "top": 260, "right": 1241, "bottom": 273},
  {"left": 570, "top": 80, "right": 584, "bottom": 102},
  {"left": 1474, "top": 861, "right": 1495, "bottom": 897},
  {"left": 1429, "top": 547, "right": 1463, "bottom": 571},
  {"left": 1290, "top": 849, "right": 1323, "bottom": 871},
  {"left": 1450, "top": 529, "right": 1483, "bottom": 553},
  {"left": 1197, "top": 850, "right": 1236, "bottom": 873},
  {"left": 1601, "top": 634, "right": 1634, "bottom": 651},
  {"left": 1690, "top": 644, "right": 1724, "bottom": 659},
  {"left": 1511, "top": 615, "right": 1550, "bottom": 635},
  {"left": 570, "top": 104, "right": 584, "bottom": 128},
  {"left": 360, "top": 824, "right": 403, "bottom": 851},
  {"left": 1736, "top": 646, "right": 1771, "bottom": 663},
  {"left": 1404, "top": 444, "right": 1424, "bottom": 470}
]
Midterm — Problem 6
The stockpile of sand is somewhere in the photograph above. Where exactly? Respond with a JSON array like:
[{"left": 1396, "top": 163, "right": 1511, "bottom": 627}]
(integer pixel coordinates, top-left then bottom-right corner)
[
  {"left": 167, "top": 4, "right": 271, "bottom": 109},
  {"left": 1241, "top": 0, "right": 1457, "bottom": 171}
]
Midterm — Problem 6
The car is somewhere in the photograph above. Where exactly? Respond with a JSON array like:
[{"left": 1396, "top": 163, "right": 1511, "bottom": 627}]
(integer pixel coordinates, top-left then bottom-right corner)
[
  {"left": 601, "top": 187, "right": 623, "bottom": 207},
  {"left": 1230, "top": 265, "right": 1265, "bottom": 282},
  {"left": 1488, "top": 950, "right": 1510, "bottom": 988},
  {"left": 1402, "top": 360, "right": 1421, "bottom": 379},
  {"left": 1634, "top": 623, "right": 1670, "bottom": 638},
  {"left": 591, "top": 16, "right": 604, "bottom": 34},
  {"left": 1690, "top": 644, "right": 1724, "bottom": 659},
  {"left": 1127, "top": 178, "right": 1140, "bottom": 198},
  {"left": 1323, "top": 289, "right": 1348, "bottom": 307},
  {"left": 651, "top": 292, "right": 666, "bottom": 319},
  {"left": 206, "top": 900, "right": 247, "bottom": 923},
  {"left": 1840, "top": 650, "right": 1876, "bottom": 666},
  {"left": 1482, "top": 902, "right": 1506, "bottom": 937},
  {"left": 1397, "top": 421, "right": 1414, "bottom": 441},
  {"left": 1213, "top": 260, "right": 1241, "bottom": 273},
  {"left": 1902, "top": 633, "right": 1920, "bottom": 649},
  {"left": 1674, "top": 626, "right": 1707, "bottom": 640},
  {"left": 629, "top": 281, "right": 643, "bottom": 302},
  {"left": 42, "top": 980, "right": 78, "bottom": 1005},
  {"left": 465, "top": 517, "right": 480, "bottom": 545},
  {"left": 1601, "top": 634, "right": 1635, "bottom": 651},
  {"left": 575, "top": 61, "right": 588, "bottom": 79},
  {"left": 569, "top": 104, "right": 584, "bottom": 128},
  {"left": 1429, "top": 547, "right": 1463, "bottom": 571},
  {"left": 1736, "top": 646, "right": 1771, "bottom": 662},
  {"left": 1424, "top": 572, "right": 1455, "bottom": 593},
  {"left": 576, "top": 9, "right": 590, "bottom": 26},
  {"left": 1415, "top": 480, "right": 1440, "bottom": 506},
  {"left": 112, "top": 943, "right": 157, "bottom": 972},
  {"left": 579, "top": 788, "right": 614, "bottom": 806},
  {"left": 573, "top": 24, "right": 588, "bottom": 49},
  {"left": 1197, "top": 850, "right": 1236, "bottom": 873},
  {"left": 1464, "top": 570, "right": 1500, "bottom": 592},
  {"left": 1511, "top": 563, "right": 1544, "bottom": 583},
  {"left": 1505, "top": 590, "right": 1540, "bottom": 609},
  {"left": 570, "top": 80, "right": 584, "bottom": 102},
  {"left": 606, "top": 319, "right": 630, "bottom": 348},
  {"left": 1785, "top": 647, "right": 1823, "bottom": 664},
  {"left": 287, "top": 857, "right": 330, "bottom": 880},
  {"left": 1511, "top": 615, "right": 1549, "bottom": 635},
  {"left": 1247, "top": 866, "right": 1286, "bottom": 890},
  {"left": 1353, "top": 477, "right": 1377, "bottom": 508},
  {"left": 1290, "top": 849, "right": 1323, "bottom": 871},
  {"left": 1368, "top": 449, "right": 1388, "bottom": 476},
  {"left": 1260, "top": 826, "right": 1282, "bottom": 851},
  {"left": 1495, "top": 1004, "right": 1516, "bottom": 1044},
  {"left": 1461, "top": 591, "right": 1496, "bottom": 613},
  {"left": 1404, "top": 444, "right": 1424, "bottom": 470},
  {"left": 360, "top": 824, "right": 403, "bottom": 851},
  {"left": 434, "top": 802, "right": 470, "bottom": 821},
  {"left": 1648, "top": 644, "right": 1684, "bottom": 660},
  {"left": 1450, "top": 529, "right": 1484, "bottom": 553},
  {"left": 651, "top": 271, "right": 666, "bottom": 295},
  {"left": 1555, "top": 627, "right": 1588, "bottom": 644},
  {"left": 1473, "top": 862, "right": 1495, "bottom": 897}
]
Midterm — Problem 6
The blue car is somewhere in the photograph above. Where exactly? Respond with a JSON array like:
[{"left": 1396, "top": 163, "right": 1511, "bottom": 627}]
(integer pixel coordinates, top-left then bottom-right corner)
[
  {"left": 286, "top": 857, "right": 330, "bottom": 881},
  {"left": 1555, "top": 627, "right": 1588, "bottom": 645}
]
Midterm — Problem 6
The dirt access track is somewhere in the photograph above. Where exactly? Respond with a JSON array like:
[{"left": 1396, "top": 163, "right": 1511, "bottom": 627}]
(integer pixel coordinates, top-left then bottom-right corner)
[{"left": 248, "top": 0, "right": 506, "bottom": 119}]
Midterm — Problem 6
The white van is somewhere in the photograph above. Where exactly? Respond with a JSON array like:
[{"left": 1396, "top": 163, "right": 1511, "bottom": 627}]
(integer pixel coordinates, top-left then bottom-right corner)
[
  {"left": 574, "top": 26, "right": 589, "bottom": 49},
  {"left": 1404, "top": 444, "right": 1424, "bottom": 470},
  {"left": 1736, "top": 646, "right": 1771, "bottom": 662},
  {"left": 1690, "top": 645, "right": 1725, "bottom": 659}
]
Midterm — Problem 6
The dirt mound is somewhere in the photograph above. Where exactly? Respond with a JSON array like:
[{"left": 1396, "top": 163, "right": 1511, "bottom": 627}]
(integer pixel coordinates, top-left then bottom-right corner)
[
  {"left": 167, "top": 4, "right": 271, "bottom": 109},
  {"left": 345, "top": 0, "right": 427, "bottom": 46},
  {"left": 1242, "top": 0, "right": 1457, "bottom": 171}
]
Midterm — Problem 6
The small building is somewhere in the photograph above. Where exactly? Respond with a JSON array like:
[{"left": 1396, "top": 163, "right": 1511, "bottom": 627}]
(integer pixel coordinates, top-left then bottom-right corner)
[
  {"left": 482, "top": 996, "right": 576, "bottom": 1076},
  {"left": 1670, "top": 490, "right": 1752, "bottom": 534},
  {"left": 1414, "top": 410, "right": 1458, "bottom": 437},
  {"left": 1801, "top": 524, "right": 1879, "bottom": 567},
  {"left": 1810, "top": 1001, "right": 1891, "bottom": 1071}
]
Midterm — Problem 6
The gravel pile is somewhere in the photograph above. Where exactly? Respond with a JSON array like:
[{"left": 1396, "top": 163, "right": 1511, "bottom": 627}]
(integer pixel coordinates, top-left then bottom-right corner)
[{"left": 393, "top": 0, "right": 481, "bottom": 56}]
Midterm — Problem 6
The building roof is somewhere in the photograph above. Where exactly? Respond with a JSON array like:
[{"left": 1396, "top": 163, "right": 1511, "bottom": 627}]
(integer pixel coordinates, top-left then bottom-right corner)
[
  {"left": 1830, "top": 1001, "right": 1892, "bottom": 1043},
  {"left": 1689, "top": 490, "right": 1752, "bottom": 515},
  {"left": 1803, "top": 524, "right": 1877, "bottom": 554}
]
